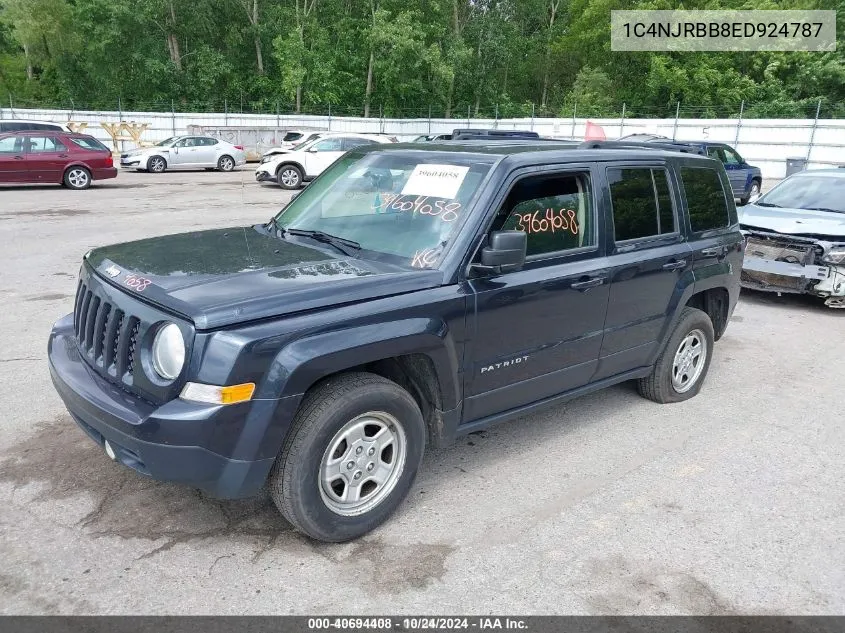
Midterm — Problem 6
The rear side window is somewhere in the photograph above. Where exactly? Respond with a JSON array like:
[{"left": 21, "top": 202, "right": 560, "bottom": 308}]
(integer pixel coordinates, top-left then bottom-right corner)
[
  {"left": 70, "top": 136, "right": 109, "bottom": 151},
  {"left": 608, "top": 168, "right": 676, "bottom": 242},
  {"left": 25, "top": 136, "right": 67, "bottom": 152},
  {"left": 682, "top": 167, "right": 731, "bottom": 232},
  {"left": 498, "top": 171, "right": 595, "bottom": 256},
  {"left": 200, "top": 137, "right": 218, "bottom": 146}
]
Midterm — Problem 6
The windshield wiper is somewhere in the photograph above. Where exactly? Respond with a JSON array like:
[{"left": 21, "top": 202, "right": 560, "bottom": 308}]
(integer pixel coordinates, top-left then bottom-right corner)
[
  {"left": 755, "top": 202, "right": 782, "bottom": 208},
  {"left": 806, "top": 207, "right": 843, "bottom": 213},
  {"left": 286, "top": 228, "right": 362, "bottom": 256}
]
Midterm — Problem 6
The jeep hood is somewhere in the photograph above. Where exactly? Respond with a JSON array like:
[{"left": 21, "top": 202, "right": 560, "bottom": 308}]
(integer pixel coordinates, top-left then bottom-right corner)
[
  {"left": 85, "top": 226, "right": 443, "bottom": 329},
  {"left": 739, "top": 204, "right": 845, "bottom": 240}
]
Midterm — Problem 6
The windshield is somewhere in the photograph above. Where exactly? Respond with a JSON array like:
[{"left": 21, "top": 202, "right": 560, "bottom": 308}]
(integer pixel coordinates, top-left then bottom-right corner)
[
  {"left": 156, "top": 137, "right": 177, "bottom": 147},
  {"left": 271, "top": 151, "right": 495, "bottom": 267},
  {"left": 759, "top": 174, "right": 845, "bottom": 213}
]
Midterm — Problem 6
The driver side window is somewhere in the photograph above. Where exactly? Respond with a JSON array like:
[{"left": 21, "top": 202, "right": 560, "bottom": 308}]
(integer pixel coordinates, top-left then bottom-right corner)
[
  {"left": 496, "top": 171, "right": 595, "bottom": 257},
  {"left": 722, "top": 147, "right": 742, "bottom": 165}
]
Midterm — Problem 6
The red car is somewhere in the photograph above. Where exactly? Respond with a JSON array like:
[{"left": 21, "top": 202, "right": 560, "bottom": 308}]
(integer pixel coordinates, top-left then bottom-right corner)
[{"left": 0, "top": 130, "right": 117, "bottom": 190}]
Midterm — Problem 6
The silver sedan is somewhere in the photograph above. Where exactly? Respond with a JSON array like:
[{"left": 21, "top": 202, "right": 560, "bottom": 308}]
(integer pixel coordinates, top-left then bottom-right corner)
[{"left": 119, "top": 135, "right": 247, "bottom": 173}]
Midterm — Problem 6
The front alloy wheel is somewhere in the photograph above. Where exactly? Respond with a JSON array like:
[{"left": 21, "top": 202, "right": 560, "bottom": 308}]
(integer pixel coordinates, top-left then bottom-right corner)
[
  {"left": 268, "top": 372, "right": 425, "bottom": 542},
  {"left": 148, "top": 156, "right": 167, "bottom": 173},
  {"left": 319, "top": 411, "right": 407, "bottom": 516},
  {"left": 277, "top": 165, "right": 302, "bottom": 189}
]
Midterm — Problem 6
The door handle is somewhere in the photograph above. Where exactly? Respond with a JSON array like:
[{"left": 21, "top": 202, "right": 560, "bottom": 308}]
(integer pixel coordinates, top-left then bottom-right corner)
[
  {"left": 14, "top": 155, "right": 24, "bottom": 160},
  {"left": 662, "top": 260, "right": 687, "bottom": 270},
  {"left": 571, "top": 276, "right": 605, "bottom": 291},
  {"left": 701, "top": 247, "right": 727, "bottom": 257},
  {"left": 58, "top": 154, "right": 69, "bottom": 158}
]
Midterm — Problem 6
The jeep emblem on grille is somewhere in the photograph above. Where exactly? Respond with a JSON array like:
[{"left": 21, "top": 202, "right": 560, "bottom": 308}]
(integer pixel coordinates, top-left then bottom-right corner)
[{"left": 105, "top": 265, "right": 121, "bottom": 278}]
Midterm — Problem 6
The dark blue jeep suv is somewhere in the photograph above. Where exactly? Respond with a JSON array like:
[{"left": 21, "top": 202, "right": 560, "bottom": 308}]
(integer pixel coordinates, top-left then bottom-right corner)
[{"left": 49, "top": 140, "right": 743, "bottom": 541}]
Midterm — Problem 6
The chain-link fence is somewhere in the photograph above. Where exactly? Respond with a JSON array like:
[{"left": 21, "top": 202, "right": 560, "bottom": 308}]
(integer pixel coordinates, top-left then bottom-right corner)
[
  {"left": 2, "top": 96, "right": 843, "bottom": 178},
  {"left": 2, "top": 94, "right": 843, "bottom": 121}
]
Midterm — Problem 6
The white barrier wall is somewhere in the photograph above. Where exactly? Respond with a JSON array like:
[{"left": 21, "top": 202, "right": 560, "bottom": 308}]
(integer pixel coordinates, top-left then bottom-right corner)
[{"left": 2, "top": 106, "right": 842, "bottom": 179}]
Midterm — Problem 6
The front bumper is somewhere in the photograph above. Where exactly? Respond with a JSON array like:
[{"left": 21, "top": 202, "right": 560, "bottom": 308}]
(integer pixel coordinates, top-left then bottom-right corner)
[
  {"left": 255, "top": 169, "right": 275, "bottom": 183},
  {"left": 48, "top": 314, "right": 275, "bottom": 498}
]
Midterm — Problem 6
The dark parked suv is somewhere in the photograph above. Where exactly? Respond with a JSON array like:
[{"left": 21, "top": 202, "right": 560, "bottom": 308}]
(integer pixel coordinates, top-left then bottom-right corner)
[{"left": 48, "top": 140, "right": 742, "bottom": 541}]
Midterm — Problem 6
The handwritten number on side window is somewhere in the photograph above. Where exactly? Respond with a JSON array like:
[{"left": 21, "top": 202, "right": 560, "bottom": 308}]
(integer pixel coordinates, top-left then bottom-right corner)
[{"left": 515, "top": 208, "right": 579, "bottom": 235}]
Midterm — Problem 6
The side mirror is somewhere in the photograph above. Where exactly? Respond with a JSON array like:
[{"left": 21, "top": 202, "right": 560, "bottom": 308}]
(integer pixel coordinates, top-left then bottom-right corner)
[
  {"left": 307, "top": 147, "right": 318, "bottom": 153},
  {"left": 472, "top": 231, "right": 527, "bottom": 275}
]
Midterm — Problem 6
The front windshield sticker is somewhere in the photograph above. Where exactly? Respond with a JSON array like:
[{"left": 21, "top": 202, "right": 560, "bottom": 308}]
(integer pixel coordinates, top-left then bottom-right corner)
[{"left": 401, "top": 164, "right": 470, "bottom": 199}]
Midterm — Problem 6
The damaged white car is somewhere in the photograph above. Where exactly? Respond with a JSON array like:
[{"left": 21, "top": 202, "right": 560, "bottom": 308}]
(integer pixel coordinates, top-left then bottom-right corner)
[{"left": 740, "top": 169, "right": 845, "bottom": 308}]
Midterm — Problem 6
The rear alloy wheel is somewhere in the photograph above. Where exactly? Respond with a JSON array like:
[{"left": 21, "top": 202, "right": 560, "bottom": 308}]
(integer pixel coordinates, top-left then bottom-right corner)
[
  {"left": 277, "top": 165, "right": 303, "bottom": 189},
  {"left": 217, "top": 155, "right": 235, "bottom": 172},
  {"left": 268, "top": 372, "right": 425, "bottom": 542},
  {"left": 637, "top": 307, "right": 715, "bottom": 403},
  {"left": 148, "top": 156, "right": 167, "bottom": 173},
  {"left": 63, "top": 167, "right": 91, "bottom": 190}
]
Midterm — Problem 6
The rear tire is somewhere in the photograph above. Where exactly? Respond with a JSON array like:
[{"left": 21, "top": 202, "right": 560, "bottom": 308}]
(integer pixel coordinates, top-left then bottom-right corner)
[
  {"left": 277, "top": 164, "right": 303, "bottom": 189},
  {"left": 268, "top": 372, "right": 425, "bottom": 542},
  {"left": 637, "top": 307, "right": 714, "bottom": 403},
  {"left": 217, "top": 155, "right": 235, "bottom": 172},
  {"left": 63, "top": 166, "right": 91, "bottom": 190}
]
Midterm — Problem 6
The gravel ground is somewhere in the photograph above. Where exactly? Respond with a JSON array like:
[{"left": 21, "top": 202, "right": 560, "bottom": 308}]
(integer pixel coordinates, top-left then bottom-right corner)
[{"left": 0, "top": 169, "right": 842, "bottom": 615}]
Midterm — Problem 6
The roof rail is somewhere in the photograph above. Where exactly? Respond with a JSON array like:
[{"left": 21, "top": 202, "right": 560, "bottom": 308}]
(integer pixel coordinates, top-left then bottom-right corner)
[
  {"left": 452, "top": 128, "right": 541, "bottom": 140},
  {"left": 578, "top": 140, "right": 706, "bottom": 156}
]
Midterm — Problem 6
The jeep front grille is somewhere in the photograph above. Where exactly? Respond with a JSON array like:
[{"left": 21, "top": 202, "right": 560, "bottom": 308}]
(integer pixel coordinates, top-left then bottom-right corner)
[{"left": 73, "top": 280, "right": 140, "bottom": 378}]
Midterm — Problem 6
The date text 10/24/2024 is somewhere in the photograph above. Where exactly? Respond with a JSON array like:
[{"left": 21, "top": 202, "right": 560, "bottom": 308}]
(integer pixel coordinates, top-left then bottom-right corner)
[{"left": 307, "top": 617, "right": 528, "bottom": 630}]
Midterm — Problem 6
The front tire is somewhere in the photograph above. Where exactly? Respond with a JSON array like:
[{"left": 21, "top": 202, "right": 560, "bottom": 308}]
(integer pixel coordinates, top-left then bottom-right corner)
[
  {"left": 268, "top": 372, "right": 425, "bottom": 542},
  {"left": 217, "top": 155, "right": 235, "bottom": 172},
  {"left": 277, "top": 164, "right": 303, "bottom": 189},
  {"left": 148, "top": 156, "right": 167, "bottom": 173},
  {"left": 63, "top": 166, "right": 91, "bottom": 190},
  {"left": 637, "top": 307, "right": 715, "bottom": 403}
]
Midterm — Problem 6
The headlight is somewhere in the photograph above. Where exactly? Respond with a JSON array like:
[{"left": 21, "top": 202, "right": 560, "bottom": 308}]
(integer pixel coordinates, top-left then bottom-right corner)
[
  {"left": 823, "top": 247, "right": 845, "bottom": 265},
  {"left": 260, "top": 156, "right": 271, "bottom": 163},
  {"left": 151, "top": 322, "right": 185, "bottom": 380}
]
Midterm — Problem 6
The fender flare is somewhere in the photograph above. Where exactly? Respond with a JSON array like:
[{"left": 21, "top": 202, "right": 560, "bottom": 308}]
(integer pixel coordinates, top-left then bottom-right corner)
[
  {"left": 263, "top": 317, "right": 460, "bottom": 407},
  {"left": 247, "top": 318, "right": 461, "bottom": 460},
  {"left": 274, "top": 160, "right": 306, "bottom": 177}
]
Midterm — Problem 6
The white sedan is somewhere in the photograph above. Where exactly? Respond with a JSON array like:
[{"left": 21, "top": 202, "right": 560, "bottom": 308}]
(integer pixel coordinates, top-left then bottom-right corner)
[
  {"left": 120, "top": 135, "right": 247, "bottom": 173},
  {"left": 255, "top": 133, "right": 395, "bottom": 189}
]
